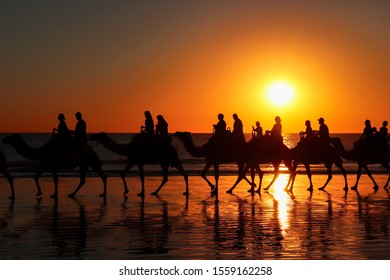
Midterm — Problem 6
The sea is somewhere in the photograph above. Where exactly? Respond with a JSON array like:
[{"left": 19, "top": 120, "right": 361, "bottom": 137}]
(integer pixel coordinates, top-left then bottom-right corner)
[{"left": 0, "top": 132, "right": 383, "bottom": 176}]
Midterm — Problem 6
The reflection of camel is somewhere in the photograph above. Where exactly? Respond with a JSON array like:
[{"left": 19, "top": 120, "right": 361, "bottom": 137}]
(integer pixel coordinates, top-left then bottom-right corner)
[
  {"left": 0, "top": 152, "right": 14, "bottom": 199},
  {"left": 227, "top": 137, "right": 292, "bottom": 193},
  {"left": 2, "top": 134, "right": 107, "bottom": 199},
  {"left": 287, "top": 141, "right": 348, "bottom": 192},
  {"left": 331, "top": 137, "right": 390, "bottom": 190},
  {"left": 89, "top": 133, "right": 189, "bottom": 196},
  {"left": 174, "top": 131, "right": 249, "bottom": 194}
]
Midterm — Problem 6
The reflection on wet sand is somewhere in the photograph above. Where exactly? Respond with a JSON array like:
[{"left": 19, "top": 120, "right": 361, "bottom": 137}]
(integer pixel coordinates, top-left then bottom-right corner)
[{"left": 1, "top": 175, "right": 390, "bottom": 259}]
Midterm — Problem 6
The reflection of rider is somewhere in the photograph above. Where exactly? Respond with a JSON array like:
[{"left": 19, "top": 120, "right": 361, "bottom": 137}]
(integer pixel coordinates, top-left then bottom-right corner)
[
  {"left": 155, "top": 115, "right": 168, "bottom": 137},
  {"left": 213, "top": 113, "right": 226, "bottom": 135}
]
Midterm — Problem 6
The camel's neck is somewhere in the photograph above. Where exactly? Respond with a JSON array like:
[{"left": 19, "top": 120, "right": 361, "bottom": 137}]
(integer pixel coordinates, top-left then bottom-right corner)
[
  {"left": 179, "top": 135, "right": 205, "bottom": 158},
  {"left": 333, "top": 142, "right": 353, "bottom": 160},
  {"left": 97, "top": 135, "right": 128, "bottom": 155},
  {"left": 10, "top": 139, "right": 41, "bottom": 160}
]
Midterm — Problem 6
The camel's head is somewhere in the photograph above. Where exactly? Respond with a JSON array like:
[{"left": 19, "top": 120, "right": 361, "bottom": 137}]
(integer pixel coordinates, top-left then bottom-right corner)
[
  {"left": 2, "top": 134, "right": 23, "bottom": 146},
  {"left": 89, "top": 132, "right": 108, "bottom": 142},
  {"left": 329, "top": 137, "right": 342, "bottom": 147},
  {"left": 173, "top": 131, "right": 191, "bottom": 141}
]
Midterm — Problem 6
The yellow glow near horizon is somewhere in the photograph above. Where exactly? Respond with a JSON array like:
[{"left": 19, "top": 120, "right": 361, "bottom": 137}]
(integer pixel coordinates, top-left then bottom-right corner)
[{"left": 267, "top": 82, "right": 294, "bottom": 107}]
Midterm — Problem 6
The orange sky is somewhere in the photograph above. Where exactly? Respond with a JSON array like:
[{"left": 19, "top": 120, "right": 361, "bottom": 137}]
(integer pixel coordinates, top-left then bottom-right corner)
[{"left": 1, "top": 1, "right": 389, "bottom": 133}]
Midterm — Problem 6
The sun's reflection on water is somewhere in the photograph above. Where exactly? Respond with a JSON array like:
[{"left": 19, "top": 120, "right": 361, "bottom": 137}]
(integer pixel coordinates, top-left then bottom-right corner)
[{"left": 270, "top": 174, "right": 295, "bottom": 237}]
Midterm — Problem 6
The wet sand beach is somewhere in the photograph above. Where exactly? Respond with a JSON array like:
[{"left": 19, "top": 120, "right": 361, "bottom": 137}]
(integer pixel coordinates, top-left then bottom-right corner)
[{"left": 1, "top": 173, "right": 390, "bottom": 260}]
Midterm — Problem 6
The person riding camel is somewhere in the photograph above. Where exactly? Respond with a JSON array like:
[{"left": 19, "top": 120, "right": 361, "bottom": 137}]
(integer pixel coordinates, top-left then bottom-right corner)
[
  {"left": 355, "top": 119, "right": 375, "bottom": 147},
  {"left": 155, "top": 114, "right": 168, "bottom": 137},
  {"left": 300, "top": 120, "right": 314, "bottom": 141},
  {"left": 270, "top": 116, "right": 283, "bottom": 143},
  {"left": 213, "top": 113, "right": 227, "bottom": 136},
  {"left": 316, "top": 117, "right": 330, "bottom": 145},
  {"left": 252, "top": 121, "right": 263, "bottom": 139},
  {"left": 232, "top": 113, "right": 245, "bottom": 142},
  {"left": 52, "top": 113, "right": 74, "bottom": 151},
  {"left": 141, "top": 111, "right": 155, "bottom": 135}
]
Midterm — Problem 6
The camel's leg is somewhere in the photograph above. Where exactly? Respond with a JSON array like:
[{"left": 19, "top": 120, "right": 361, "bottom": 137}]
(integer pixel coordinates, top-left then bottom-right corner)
[
  {"left": 351, "top": 163, "right": 363, "bottom": 190},
  {"left": 304, "top": 163, "right": 314, "bottom": 192},
  {"left": 151, "top": 164, "right": 169, "bottom": 196},
  {"left": 334, "top": 160, "right": 348, "bottom": 190},
  {"left": 121, "top": 163, "right": 134, "bottom": 195},
  {"left": 90, "top": 163, "right": 108, "bottom": 198},
  {"left": 264, "top": 163, "right": 280, "bottom": 191},
  {"left": 34, "top": 168, "right": 44, "bottom": 196},
  {"left": 318, "top": 162, "right": 333, "bottom": 191},
  {"left": 227, "top": 163, "right": 248, "bottom": 194},
  {"left": 68, "top": 168, "right": 87, "bottom": 198},
  {"left": 211, "top": 164, "right": 219, "bottom": 195},
  {"left": 50, "top": 171, "right": 59, "bottom": 199},
  {"left": 137, "top": 164, "right": 145, "bottom": 197},
  {"left": 362, "top": 164, "right": 379, "bottom": 190},
  {"left": 254, "top": 165, "right": 264, "bottom": 193},
  {"left": 382, "top": 163, "right": 390, "bottom": 189},
  {"left": 286, "top": 161, "right": 298, "bottom": 192},
  {"left": 170, "top": 162, "right": 189, "bottom": 196},
  {"left": 201, "top": 162, "right": 215, "bottom": 190},
  {"left": 4, "top": 171, "right": 15, "bottom": 200}
]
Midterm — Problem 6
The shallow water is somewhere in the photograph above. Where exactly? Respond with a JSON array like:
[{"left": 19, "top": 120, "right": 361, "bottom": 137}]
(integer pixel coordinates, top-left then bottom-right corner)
[{"left": 0, "top": 174, "right": 390, "bottom": 260}]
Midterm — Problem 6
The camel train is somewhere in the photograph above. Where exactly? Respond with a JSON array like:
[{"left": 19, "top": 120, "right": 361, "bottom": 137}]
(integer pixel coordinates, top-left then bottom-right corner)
[{"left": 1, "top": 116, "right": 389, "bottom": 199}]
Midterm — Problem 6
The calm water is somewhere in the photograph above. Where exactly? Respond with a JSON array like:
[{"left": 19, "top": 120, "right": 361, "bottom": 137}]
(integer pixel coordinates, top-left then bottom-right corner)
[
  {"left": 1, "top": 175, "right": 390, "bottom": 260},
  {"left": 1, "top": 133, "right": 390, "bottom": 259}
]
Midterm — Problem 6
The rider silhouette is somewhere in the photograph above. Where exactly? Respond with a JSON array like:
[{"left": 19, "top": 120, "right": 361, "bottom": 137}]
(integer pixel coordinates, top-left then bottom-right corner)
[
  {"left": 300, "top": 120, "right": 314, "bottom": 141},
  {"left": 252, "top": 121, "right": 263, "bottom": 138},
  {"left": 155, "top": 114, "right": 168, "bottom": 137},
  {"left": 317, "top": 117, "right": 329, "bottom": 144},
  {"left": 270, "top": 116, "right": 283, "bottom": 143},
  {"left": 52, "top": 113, "right": 73, "bottom": 150},
  {"left": 213, "top": 113, "right": 227, "bottom": 135},
  {"left": 74, "top": 112, "right": 87, "bottom": 147},
  {"left": 141, "top": 111, "right": 155, "bottom": 135},
  {"left": 232, "top": 113, "right": 244, "bottom": 141}
]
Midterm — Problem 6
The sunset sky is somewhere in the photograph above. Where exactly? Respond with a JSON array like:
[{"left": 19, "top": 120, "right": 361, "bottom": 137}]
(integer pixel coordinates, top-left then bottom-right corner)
[{"left": 1, "top": 1, "right": 389, "bottom": 133}]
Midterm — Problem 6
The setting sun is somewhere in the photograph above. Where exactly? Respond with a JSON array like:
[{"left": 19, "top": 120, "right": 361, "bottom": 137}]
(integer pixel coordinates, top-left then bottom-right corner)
[{"left": 267, "top": 82, "right": 294, "bottom": 107}]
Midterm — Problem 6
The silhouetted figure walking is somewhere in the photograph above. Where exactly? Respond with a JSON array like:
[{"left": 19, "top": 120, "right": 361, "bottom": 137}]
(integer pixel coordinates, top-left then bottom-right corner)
[
  {"left": 74, "top": 112, "right": 87, "bottom": 147},
  {"left": 141, "top": 111, "right": 155, "bottom": 135},
  {"left": 252, "top": 121, "right": 263, "bottom": 138},
  {"left": 232, "top": 113, "right": 244, "bottom": 141},
  {"left": 155, "top": 114, "right": 168, "bottom": 137}
]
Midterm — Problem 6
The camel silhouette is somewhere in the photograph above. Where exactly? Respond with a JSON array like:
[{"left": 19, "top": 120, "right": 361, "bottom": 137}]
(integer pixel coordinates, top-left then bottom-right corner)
[
  {"left": 174, "top": 131, "right": 252, "bottom": 195},
  {"left": 2, "top": 134, "right": 107, "bottom": 199},
  {"left": 89, "top": 132, "right": 189, "bottom": 197},
  {"left": 331, "top": 137, "right": 390, "bottom": 190},
  {"left": 226, "top": 137, "right": 293, "bottom": 193},
  {"left": 286, "top": 140, "right": 348, "bottom": 192},
  {"left": 0, "top": 152, "right": 14, "bottom": 199}
]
